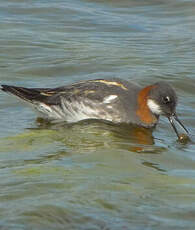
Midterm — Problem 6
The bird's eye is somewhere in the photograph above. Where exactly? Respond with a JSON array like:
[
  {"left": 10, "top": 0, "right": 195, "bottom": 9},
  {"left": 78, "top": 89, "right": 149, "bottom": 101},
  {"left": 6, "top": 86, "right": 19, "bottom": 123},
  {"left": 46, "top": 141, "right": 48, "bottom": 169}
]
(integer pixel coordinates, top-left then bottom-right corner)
[{"left": 162, "top": 96, "right": 171, "bottom": 104}]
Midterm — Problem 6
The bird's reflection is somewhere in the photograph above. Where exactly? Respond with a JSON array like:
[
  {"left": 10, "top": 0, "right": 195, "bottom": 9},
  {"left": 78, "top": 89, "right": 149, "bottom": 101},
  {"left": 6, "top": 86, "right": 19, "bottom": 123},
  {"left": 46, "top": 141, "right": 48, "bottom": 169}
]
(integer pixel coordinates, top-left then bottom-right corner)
[
  {"left": 9, "top": 118, "right": 166, "bottom": 173},
  {"left": 35, "top": 118, "right": 162, "bottom": 154}
]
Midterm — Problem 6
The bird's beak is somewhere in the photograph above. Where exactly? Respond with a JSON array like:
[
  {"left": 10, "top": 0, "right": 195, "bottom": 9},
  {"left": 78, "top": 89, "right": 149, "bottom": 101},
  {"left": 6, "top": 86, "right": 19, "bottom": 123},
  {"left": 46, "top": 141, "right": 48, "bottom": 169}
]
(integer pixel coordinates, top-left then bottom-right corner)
[{"left": 167, "top": 113, "right": 189, "bottom": 139}]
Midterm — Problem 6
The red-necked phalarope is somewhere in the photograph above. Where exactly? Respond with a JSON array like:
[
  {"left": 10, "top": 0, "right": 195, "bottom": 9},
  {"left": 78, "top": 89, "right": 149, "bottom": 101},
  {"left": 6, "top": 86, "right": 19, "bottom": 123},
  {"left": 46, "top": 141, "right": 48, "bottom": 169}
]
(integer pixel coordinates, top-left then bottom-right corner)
[{"left": 1, "top": 78, "right": 188, "bottom": 139}]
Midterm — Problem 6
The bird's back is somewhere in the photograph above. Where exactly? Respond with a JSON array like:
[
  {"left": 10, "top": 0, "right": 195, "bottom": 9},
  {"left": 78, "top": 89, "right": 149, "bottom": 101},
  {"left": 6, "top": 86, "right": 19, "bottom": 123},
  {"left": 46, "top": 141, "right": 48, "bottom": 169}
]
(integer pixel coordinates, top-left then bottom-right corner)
[{"left": 1, "top": 78, "right": 141, "bottom": 124}]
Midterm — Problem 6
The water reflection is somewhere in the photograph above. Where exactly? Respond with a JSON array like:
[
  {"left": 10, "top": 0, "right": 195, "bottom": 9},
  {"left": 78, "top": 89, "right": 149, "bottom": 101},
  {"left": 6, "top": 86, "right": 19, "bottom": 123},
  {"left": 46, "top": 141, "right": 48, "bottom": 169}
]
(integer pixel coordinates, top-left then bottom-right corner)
[
  {"left": 35, "top": 118, "right": 163, "bottom": 153},
  {"left": 142, "top": 161, "right": 166, "bottom": 172},
  {"left": 1, "top": 117, "right": 168, "bottom": 158}
]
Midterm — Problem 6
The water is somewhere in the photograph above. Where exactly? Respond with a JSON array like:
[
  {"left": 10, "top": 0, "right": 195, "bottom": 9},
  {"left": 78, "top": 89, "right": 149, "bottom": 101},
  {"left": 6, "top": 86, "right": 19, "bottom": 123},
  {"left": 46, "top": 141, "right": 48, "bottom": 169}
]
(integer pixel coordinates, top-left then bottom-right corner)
[{"left": 0, "top": 0, "right": 195, "bottom": 229}]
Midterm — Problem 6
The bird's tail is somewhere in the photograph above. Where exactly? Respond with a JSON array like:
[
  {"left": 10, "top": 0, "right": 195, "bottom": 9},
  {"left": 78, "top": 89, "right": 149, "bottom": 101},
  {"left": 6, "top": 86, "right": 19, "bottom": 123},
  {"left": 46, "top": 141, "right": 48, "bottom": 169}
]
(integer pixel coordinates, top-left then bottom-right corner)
[
  {"left": 1, "top": 85, "right": 65, "bottom": 120},
  {"left": 1, "top": 85, "right": 50, "bottom": 102}
]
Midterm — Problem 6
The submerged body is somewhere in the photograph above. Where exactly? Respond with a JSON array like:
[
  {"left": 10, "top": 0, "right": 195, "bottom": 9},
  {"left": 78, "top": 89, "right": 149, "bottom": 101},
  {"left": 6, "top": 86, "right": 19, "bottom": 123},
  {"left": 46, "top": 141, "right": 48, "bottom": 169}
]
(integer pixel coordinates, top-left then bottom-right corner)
[{"left": 1, "top": 78, "right": 189, "bottom": 138}]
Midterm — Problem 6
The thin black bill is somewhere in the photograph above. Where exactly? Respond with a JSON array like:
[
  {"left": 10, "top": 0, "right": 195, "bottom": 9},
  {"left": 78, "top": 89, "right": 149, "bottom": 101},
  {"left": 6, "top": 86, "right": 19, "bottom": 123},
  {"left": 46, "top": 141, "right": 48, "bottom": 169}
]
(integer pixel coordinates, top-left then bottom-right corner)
[{"left": 167, "top": 114, "right": 189, "bottom": 139}]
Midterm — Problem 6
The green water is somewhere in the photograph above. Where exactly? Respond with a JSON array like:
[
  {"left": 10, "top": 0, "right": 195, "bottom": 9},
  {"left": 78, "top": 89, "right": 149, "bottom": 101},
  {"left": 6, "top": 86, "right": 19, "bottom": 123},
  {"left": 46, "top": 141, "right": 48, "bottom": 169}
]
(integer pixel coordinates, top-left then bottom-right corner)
[{"left": 0, "top": 0, "right": 195, "bottom": 229}]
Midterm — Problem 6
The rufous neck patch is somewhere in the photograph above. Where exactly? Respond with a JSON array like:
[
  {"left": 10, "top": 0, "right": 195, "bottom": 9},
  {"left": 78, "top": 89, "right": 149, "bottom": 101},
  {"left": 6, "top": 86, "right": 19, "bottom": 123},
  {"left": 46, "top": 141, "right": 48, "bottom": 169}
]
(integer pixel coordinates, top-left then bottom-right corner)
[{"left": 136, "top": 85, "right": 158, "bottom": 125}]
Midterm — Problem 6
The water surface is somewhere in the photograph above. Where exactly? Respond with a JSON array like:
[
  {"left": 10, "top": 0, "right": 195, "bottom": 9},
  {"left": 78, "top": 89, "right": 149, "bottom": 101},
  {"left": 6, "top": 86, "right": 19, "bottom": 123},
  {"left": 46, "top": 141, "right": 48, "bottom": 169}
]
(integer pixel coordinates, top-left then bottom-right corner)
[{"left": 0, "top": 0, "right": 195, "bottom": 229}]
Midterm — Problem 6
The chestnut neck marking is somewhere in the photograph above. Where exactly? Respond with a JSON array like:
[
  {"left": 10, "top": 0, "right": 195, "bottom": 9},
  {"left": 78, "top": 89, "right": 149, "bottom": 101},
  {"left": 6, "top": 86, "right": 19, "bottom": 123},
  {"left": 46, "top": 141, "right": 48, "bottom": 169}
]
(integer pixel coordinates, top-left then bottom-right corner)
[{"left": 136, "top": 85, "right": 158, "bottom": 125}]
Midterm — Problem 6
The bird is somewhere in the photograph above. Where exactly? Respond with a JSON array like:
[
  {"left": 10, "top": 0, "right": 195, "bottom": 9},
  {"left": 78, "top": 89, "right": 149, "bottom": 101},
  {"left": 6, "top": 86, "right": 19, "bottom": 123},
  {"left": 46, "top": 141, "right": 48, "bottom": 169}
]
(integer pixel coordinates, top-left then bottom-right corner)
[{"left": 1, "top": 78, "right": 188, "bottom": 139}]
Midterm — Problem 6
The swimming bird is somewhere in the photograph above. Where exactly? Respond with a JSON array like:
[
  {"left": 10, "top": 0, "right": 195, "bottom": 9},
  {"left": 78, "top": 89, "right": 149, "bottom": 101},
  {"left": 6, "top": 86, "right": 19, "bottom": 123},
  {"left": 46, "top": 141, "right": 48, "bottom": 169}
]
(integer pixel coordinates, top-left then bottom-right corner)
[{"left": 1, "top": 78, "right": 188, "bottom": 139}]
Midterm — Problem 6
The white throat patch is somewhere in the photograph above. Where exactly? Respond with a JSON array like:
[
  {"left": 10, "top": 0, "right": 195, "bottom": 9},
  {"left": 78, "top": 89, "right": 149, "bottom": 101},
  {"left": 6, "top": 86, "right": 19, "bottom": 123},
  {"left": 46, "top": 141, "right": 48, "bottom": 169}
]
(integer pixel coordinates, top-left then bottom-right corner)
[{"left": 147, "top": 99, "right": 162, "bottom": 115}]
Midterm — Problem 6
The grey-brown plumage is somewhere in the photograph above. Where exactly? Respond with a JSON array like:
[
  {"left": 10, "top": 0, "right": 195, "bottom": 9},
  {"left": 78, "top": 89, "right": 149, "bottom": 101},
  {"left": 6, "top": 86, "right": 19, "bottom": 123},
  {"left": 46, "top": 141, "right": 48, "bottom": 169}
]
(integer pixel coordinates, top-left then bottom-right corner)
[
  {"left": 1, "top": 78, "right": 189, "bottom": 138},
  {"left": 1, "top": 78, "right": 142, "bottom": 124}
]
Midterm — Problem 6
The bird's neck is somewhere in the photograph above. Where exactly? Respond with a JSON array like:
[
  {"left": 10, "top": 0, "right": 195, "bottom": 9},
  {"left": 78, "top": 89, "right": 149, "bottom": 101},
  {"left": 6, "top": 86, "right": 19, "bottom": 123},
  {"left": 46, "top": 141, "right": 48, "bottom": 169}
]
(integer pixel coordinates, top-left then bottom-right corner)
[{"left": 136, "top": 85, "right": 158, "bottom": 126}]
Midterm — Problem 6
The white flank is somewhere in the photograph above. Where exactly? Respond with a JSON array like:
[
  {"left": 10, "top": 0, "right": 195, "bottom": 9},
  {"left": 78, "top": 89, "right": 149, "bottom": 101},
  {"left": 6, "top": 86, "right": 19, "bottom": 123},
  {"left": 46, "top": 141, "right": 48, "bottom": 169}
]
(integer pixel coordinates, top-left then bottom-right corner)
[
  {"left": 147, "top": 99, "right": 162, "bottom": 115},
  {"left": 103, "top": 95, "right": 118, "bottom": 104},
  {"left": 31, "top": 96, "right": 121, "bottom": 123},
  {"left": 33, "top": 103, "right": 63, "bottom": 120},
  {"left": 61, "top": 99, "right": 100, "bottom": 122}
]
